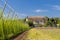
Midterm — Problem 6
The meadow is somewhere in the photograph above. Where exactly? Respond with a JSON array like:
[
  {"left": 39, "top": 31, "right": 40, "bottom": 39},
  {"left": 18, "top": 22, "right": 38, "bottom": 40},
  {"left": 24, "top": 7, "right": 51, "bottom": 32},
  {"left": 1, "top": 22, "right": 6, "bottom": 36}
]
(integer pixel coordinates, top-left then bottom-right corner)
[{"left": 25, "top": 28, "right": 60, "bottom": 40}]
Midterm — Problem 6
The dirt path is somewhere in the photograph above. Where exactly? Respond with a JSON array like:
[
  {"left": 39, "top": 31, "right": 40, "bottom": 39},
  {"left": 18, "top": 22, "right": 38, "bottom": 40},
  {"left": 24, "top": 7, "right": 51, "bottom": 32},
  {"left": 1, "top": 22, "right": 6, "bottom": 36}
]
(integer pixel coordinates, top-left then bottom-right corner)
[
  {"left": 12, "top": 31, "right": 28, "bottom": 40},
  {"left": 12, "top": 27, "right": 59, "bottom": 40}
]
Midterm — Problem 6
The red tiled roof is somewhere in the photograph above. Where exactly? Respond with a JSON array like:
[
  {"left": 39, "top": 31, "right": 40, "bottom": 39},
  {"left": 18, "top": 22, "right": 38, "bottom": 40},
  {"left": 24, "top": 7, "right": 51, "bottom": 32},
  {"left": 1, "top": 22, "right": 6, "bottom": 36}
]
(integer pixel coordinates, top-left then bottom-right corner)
[{"left": 27, "top": 16, "right": 47, "bottom": 21}]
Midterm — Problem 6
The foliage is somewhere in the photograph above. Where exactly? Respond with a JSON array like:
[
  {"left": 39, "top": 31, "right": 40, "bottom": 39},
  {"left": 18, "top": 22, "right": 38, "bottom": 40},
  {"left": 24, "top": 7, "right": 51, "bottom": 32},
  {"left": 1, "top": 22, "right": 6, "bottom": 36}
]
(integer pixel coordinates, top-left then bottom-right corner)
[
  {"left": 0, "top": 9, "right": 30, "bottom": 40},
  {"left": 44, "top": 17, "right": 57, "bottom": 27},
  {"left": 0, "top": 19, "right": 30, "bottom": 40},
  {"left": 27, "top": 21, "right": 34, "bottom": 27}
]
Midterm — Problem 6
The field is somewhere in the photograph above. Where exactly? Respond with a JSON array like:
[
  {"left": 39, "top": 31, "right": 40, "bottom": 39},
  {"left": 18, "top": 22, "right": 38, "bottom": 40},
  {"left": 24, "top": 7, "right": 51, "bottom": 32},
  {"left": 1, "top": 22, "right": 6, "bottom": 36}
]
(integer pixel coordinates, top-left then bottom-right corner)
[
  {"left": 0, "top": 7, "right": 30, "bottom": 40},
  {"left": 24, "top": 28, "right": 60, "bottom": 40},
  {"left": 0, "top": 19, "right": 30, "bottom": 40}
]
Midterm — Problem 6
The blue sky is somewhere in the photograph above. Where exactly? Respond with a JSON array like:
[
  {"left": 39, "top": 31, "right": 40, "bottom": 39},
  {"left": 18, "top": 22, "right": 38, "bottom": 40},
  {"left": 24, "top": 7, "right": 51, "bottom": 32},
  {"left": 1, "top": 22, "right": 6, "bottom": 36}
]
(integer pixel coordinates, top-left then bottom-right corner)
[{"left": 0, "top": 0, "right": 60, "bottom": 18}]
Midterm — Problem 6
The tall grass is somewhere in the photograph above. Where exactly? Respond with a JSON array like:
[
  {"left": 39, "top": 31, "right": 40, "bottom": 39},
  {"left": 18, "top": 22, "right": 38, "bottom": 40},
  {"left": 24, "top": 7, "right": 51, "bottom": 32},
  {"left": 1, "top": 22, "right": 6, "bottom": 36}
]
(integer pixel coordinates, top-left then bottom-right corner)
[{"left": 0, "top": 9, "right": 30, "bottom": 40}]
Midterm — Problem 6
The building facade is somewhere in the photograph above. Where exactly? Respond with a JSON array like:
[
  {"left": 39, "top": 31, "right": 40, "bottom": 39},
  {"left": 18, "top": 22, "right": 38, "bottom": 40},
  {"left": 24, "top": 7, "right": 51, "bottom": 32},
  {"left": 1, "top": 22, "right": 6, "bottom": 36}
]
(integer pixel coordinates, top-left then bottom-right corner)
[{"left": 26, "top": 16, "right": 47, "bottom": 27}]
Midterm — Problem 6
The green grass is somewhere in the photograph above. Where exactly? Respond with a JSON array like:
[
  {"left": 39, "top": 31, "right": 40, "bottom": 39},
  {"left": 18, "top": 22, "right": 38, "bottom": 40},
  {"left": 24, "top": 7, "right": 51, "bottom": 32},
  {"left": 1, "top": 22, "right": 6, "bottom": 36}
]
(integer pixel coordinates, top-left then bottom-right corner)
[
  {"left": 0, "top": 8, "right": 30, "bottom": 40},
  {"left": 25, "top": 28, "right": 60, "bottom": 40},
  {"left": 0, "top": 19, "right": 30, "bottom": 40}
]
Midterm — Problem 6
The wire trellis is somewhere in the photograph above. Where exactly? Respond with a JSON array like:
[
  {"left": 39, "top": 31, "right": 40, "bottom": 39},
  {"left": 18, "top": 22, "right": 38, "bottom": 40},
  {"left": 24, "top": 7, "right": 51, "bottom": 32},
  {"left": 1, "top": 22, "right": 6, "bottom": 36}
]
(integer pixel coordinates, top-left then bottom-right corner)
[{"left": 0, "top": 0, "right": 19, "bottom": 20}]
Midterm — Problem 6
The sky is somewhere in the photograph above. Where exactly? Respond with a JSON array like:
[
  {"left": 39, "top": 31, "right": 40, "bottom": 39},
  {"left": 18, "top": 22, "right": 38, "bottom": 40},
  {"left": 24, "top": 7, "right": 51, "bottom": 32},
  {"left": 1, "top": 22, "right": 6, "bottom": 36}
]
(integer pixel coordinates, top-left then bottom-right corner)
[{"left": 0, "top": 0, "right": 60, "bottom": 18}]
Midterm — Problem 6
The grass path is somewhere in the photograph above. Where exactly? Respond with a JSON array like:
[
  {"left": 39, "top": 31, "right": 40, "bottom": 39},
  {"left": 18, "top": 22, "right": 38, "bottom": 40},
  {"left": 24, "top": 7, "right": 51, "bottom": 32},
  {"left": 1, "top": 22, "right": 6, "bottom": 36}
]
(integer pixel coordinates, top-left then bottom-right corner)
[
  {"left": 24, "top": 28, "right": 60, "bottom": 40},
  {"left": 12, "top": 31, "right": 28, "bottom": 40},
  {"left": 13, "top": 28, "right": 60, "bottom": 40}
]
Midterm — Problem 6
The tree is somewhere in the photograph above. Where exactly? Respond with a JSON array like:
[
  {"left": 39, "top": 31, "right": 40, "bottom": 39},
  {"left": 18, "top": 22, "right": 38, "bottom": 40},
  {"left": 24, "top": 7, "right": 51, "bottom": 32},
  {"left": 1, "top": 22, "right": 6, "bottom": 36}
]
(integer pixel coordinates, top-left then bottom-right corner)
[{"left": 27, "top": 21, "right": 34, "bottom": 27}]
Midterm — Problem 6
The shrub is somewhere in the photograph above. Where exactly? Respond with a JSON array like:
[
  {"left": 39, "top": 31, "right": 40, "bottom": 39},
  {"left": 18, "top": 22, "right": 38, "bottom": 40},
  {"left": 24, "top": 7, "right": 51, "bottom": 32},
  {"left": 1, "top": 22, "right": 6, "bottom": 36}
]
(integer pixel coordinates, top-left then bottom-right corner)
[{"left": 27, "top": 21, "right": 34, "bottom": 27}]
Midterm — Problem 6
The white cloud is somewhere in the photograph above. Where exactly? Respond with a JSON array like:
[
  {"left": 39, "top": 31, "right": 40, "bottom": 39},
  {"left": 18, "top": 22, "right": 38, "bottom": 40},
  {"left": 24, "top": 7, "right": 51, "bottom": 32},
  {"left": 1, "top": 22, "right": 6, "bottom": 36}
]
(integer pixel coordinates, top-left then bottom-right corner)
[
  {"left": 35, "top": 9, "right": 48, "bottom": 13},
  {"left": 52, "top": 5, "right": 60, "bottom": 10}
]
